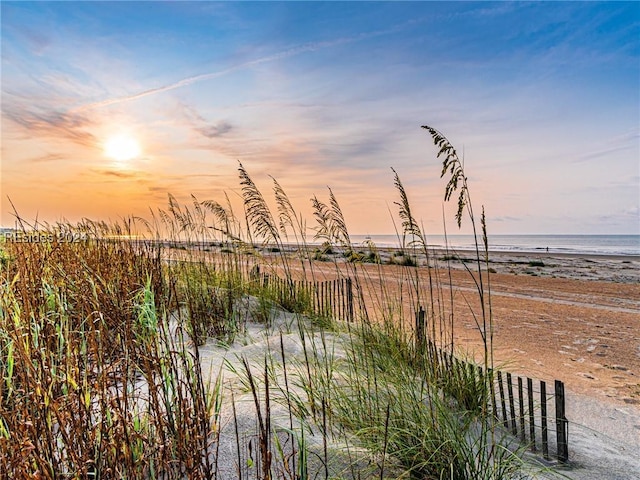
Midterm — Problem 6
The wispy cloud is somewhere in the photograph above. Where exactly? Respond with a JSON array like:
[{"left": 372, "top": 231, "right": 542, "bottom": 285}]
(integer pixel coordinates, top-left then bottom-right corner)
[
  {"left": 197, "top": 121, "right": 233, "bottom": 139},
  {"left": 95, "top": 169, "right": 140, "bottom": 179},
  {"left": 73, "top": 21, "right": 420, "bottom": 112},
  {"left": 491, "top": 215, "right": 523, "bottom": 223},
  {"left": 180, "top": 104, "right": 234, "bottom": 139},
  {"left": 570, "top": 129, "right": 639, "bottom": 163},
  {"left": 27, "top": 153, "right": 67, "bottom": 164},
  {"left": 2, "top": 2, "right": 637, "bottom": 233},
  {"left": 593, "top": 207, "right": 640, "bottom": 232},
  {"left": 3, "top": 104, "right": 97, "bottom": 148}
]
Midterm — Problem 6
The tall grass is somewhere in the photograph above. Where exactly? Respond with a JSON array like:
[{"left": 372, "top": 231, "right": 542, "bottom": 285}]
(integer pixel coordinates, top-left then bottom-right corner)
[
  {"left": 280, "top": 314, "right": 525, "bottom": 479},
  {"left": 0, "top": 228, "right": 223, "bottom": 478},
  {"left": 0, "top": 127, "right": 543, "bottom": 479}
]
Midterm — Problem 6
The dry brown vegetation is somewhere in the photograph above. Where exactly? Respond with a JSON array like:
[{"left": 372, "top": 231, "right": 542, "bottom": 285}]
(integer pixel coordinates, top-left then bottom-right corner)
[{"left": 0, "top": 127, "right": 578, "bottom": 479}]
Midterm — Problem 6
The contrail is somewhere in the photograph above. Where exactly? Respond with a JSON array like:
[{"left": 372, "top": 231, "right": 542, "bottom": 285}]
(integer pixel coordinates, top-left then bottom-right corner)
[{"left": 74, "top": 25, "right": 406, "bottom": 112}]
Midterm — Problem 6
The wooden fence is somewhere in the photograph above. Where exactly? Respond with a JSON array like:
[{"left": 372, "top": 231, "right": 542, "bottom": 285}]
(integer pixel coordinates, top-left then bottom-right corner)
[
  {"left": 252, "top": 271, "right": 569, "bottom": 464},
  {"left": 253, "top": 271, "right": 354, "bottom": 323},
  {"left": 415, "top": 308, "right": 569, "bottom": 463}
]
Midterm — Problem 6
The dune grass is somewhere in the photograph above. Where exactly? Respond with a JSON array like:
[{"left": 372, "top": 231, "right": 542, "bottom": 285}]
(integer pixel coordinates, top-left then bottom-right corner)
[{"left": 0, "top": 127, "right": 546, "bottom": 479}]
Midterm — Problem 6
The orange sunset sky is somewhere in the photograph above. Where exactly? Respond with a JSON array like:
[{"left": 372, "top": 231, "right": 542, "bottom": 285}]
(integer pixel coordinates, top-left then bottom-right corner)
[{"left": 1, "top": 2, "right": 639, "bottom": 235}]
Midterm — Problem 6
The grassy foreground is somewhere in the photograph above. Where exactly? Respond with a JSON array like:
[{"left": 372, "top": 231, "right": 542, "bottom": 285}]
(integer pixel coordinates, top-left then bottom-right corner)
[{"left": 0, "top": 128, "right": 546, "bottom": 479}]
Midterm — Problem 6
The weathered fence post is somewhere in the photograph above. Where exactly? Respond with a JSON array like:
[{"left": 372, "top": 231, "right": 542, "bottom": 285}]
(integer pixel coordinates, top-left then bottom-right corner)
[
  {"left": 335, "top": 279, "right": 340, "bottom": 319},
  {"left": 518, "top": 377, "right": 526, "bottom": 442},
  {"left": 527, "top": 377, "right": 536, "bottom": 452},
  {"left": 497, "top": 371, "right": 508, "bottom": 428},
  {"left": 415, "top": 306, "right": 426, "bottom": 347},
  {"left": 321, "top": 281, "right": 326, "bottom": 316},
  {"left": 489, "top": 368, "right": 498, "bottom": 420},
  {"left": 541, "top": 380, "right": 549, "bottom": 460},
  {"left": 339, "top": 278, "right": 345, "bottom": 320},
  {"left": 346, "top": 278, "right": 354, "bottom": 322},
  {"left": 507, "top": 373, "right": 518, "bottom": 435},
  {"left": 555, "top": 380, "right": 569, "bottom": 463},
  {"left": 328, "top": 280, "right": 333, "bottom": 317}
]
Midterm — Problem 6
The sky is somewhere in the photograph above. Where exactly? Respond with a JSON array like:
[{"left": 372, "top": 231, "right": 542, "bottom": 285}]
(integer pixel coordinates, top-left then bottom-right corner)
[{"left": 1, "top": 1, "right": 639, "bottom": 236}]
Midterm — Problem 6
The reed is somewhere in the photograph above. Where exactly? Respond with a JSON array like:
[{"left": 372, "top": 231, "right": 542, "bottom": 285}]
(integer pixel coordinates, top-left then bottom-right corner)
[
  {"left": 0, "top": 225, "right": 223, "bottom": 478},
  {"left": 0, "top": 126, "right": 546, "bottom": 479}
]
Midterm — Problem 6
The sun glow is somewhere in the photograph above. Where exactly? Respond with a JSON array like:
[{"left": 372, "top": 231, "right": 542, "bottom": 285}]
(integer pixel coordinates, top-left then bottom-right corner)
[{"left": 104, "top": 134, "right": 141, "bottom": 162}]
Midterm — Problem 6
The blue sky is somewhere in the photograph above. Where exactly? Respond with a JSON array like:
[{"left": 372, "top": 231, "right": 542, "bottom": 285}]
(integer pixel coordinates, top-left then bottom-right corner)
[{"left": 1, "top": 1, "right": 639, "bottom": 234}]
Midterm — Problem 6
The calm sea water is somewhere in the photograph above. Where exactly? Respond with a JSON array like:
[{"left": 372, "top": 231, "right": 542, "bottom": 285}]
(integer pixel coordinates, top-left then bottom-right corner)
[{"left": 348, "top": 234, "right": 640, "bottom": 256}]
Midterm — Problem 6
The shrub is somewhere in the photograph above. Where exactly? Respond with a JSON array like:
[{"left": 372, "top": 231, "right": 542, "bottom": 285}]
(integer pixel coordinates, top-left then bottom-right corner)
[{"left": 389, "top": 253, "right": 417, "bottom": 266}]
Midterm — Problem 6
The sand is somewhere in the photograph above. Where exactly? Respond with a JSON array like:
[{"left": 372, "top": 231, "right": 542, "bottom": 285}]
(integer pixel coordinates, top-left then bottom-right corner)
[
  {"left": 274, "top": 249, "right": 640, "bottom": 453},
  {"left": 287, "top": 250, "right": 640, "bottom": 409},
  {"left": 199, "top": 246, "right": 640, "bottom": 477},
  {"left": 197, "top": 285, "right": 640, "bottom": 479}
]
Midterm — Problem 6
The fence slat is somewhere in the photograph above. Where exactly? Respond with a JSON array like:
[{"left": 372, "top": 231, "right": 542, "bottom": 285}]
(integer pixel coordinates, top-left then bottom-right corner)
[
  {"left": 339, "top": 278, "right": 344, "bottom": 320},
  {"left": 527, "top": 377, "right": 536, "bottom": 451},
  {"left": 555, "top": 380, "right": 569, "bottom": 463},
  {"left": 329, "top": 280, "right": 334, "bottom": 318},
  {"left": 541, "top": 381, "right": 549, "bottom": 460},
  {"left": 488, "top": 369, "right": 498, "bottom": 419},
  {"left": 416, "top": 306, "right": 426, "bottom": 347},
  {"left": 497, "top": 371, "right": 508, "bottom": 428},
  {"left": 336, "top": 279, "right": 340, "bottom": 319},
  {"left": 507, "top": 373, "right": 518, "bottom": 435},
  {"left": 518, "top": 377, "right": 526, "bottom": 442},
  {"left": 347, "top": 278, "right": 353, "bottom": 322}
]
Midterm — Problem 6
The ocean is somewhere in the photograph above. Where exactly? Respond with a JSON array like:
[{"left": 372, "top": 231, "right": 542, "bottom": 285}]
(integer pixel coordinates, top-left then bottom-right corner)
[{"left": 347, "top": 234, "right": 640, "bottom": 256}]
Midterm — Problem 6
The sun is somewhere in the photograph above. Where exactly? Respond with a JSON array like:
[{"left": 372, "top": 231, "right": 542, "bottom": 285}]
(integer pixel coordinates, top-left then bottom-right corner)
[{"left": 104, "top": 134, "right": 141, "bottom": 162}]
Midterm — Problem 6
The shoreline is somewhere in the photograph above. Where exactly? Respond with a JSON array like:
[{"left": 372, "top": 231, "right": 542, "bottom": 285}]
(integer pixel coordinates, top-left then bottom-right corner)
[
  {"left": 370, "top": 245, "right": 640, "bottom": 262},
  {"left": 254, "top": 243, "right": 640, "bottom": 284}
]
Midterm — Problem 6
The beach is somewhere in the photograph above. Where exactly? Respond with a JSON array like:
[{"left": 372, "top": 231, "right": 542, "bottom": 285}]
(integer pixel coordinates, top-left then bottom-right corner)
[
  {"left": 419, "top": 251, "right": 640, "bottom": 407},
  {"left": 5, "top": 233, "right": 638, "bottom": 477},
  {"left": 275, "top": 248, "right": 640, "bottom": 449},
  {"left": 216, "top": 245, "right": 640, "bottom": 478}
]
